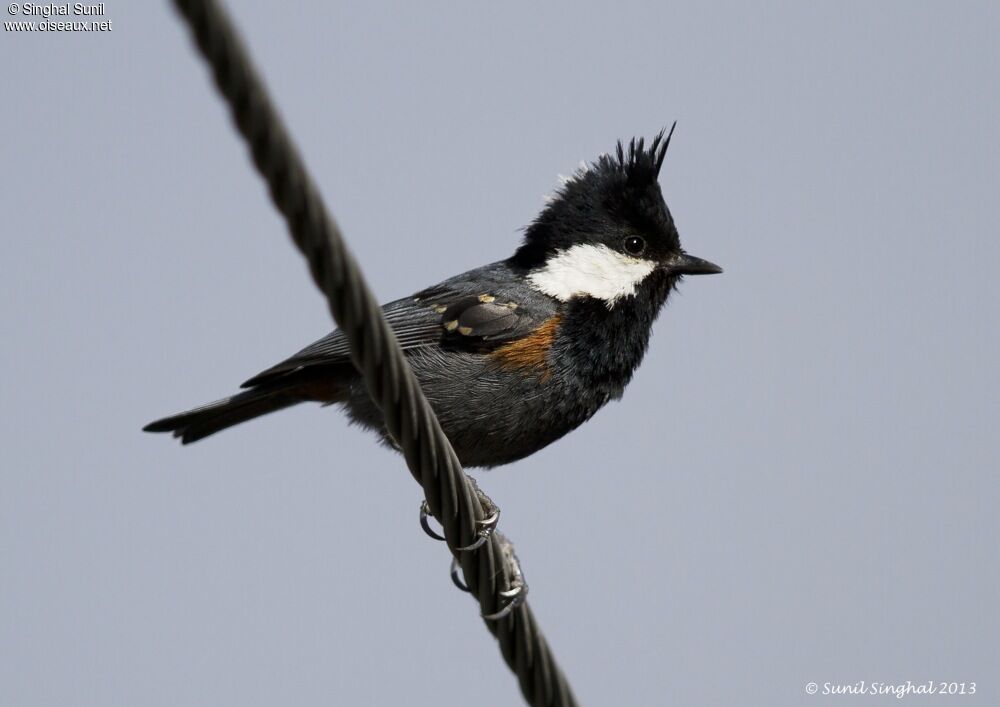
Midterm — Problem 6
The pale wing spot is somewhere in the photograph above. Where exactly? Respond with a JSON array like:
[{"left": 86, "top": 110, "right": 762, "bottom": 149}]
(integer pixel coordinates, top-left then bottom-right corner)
[{"left": 527, "top": 243, "right": 657, "bottom": 306}]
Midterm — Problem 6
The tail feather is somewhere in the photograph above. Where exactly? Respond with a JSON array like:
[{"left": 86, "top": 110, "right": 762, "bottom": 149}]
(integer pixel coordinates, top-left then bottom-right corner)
[
  {"left": 143, "top": 388, "right": 305, "bottom": 444},
  {"left": 143, "top": 369, "right": 350, "bottom": 444}
]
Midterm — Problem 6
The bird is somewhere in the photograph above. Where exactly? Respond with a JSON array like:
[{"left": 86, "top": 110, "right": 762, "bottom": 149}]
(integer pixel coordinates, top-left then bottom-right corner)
[{"left": 144, "top": 126, "right": 721, "bottom": 468}]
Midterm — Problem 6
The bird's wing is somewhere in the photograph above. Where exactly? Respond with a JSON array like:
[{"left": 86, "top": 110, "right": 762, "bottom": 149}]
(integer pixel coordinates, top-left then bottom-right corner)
[{"left": 241, "top": 266, "right": 557, "bottom": 388}]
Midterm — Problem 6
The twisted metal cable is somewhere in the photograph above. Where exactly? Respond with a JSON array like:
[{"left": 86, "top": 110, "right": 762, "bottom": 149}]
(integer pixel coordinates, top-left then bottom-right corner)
[{"left": 171, "top": 1, "right": 577, "bottom": 704}]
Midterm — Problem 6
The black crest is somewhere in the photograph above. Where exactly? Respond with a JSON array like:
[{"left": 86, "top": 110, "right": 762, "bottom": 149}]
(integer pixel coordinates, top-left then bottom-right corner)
[
  {"left": 612, "top": 121, "right": 676, "bottom": 184},
  {"left": 513, "top": 124, "right": 681, "bottom": 266}
]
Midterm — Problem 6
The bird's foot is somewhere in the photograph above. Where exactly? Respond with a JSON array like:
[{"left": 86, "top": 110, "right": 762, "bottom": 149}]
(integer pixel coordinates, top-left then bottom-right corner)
[
  {"left": 450, "top": 531, "right": 528, "bottom": 620},
  {"left": 419, "top": 478, "right": 500, "bottom": 551}
]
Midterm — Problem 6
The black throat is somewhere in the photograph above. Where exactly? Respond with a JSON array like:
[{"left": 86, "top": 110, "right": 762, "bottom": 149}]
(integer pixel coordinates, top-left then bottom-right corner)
[{"left": 554, "top": 271, "right": 675, "bottom": 395}]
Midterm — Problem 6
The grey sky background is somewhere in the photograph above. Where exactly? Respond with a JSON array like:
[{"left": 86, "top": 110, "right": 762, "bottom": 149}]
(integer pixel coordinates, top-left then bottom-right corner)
[{"left": 2, "top": 2, "right": 997, "bottom": 705}]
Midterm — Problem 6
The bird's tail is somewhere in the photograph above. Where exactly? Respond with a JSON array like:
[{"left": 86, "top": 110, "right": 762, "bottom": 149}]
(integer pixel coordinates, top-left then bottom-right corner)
[{"left": 143, "top": 375, "right": 345, "bottom": 444}]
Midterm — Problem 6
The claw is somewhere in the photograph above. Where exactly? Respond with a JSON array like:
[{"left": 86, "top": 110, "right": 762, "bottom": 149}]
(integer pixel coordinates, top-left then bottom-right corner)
[
  {"left": 455, "top": 533, "right": 488, "bottom": 552},
  {"left": 482, "top": 595, "right": 521, "bottom": 621},
  {"left": 419, "top": 500, "right": 446, "bottom": 541},
  {"left": 478, "top": 508, "right": 500, "bottom": 532},
  {"left": 450, "top": 557, "right": 470, "bottom": 592}
]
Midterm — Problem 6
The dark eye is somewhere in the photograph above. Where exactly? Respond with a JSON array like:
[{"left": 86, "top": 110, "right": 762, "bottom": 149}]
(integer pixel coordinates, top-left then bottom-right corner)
[{"left": 623, "top": 236, "right": 646, "bottom": 256}]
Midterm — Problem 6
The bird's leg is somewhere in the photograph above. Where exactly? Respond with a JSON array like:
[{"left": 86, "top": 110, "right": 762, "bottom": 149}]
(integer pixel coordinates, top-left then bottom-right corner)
[
  {"left": 456, "top": 476, "right": 500, "bottom": 551},
  {"left": 449, "top": 531, "right": 528, "bottom": 621},
  {"left": 483, "top": 531, "right": 528, "bottom": 620},
  {"left": 419, "top": 476, "right": 500, "bottom": 551}
]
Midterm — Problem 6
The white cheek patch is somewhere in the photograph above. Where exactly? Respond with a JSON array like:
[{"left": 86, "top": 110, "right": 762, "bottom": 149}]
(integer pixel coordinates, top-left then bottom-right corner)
[{"left": 527, "top": 244, "right": 657, "bottom": 306}]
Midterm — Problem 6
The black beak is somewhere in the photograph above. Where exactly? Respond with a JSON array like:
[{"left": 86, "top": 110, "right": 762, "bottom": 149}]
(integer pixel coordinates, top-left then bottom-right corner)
[{"left": 665, "top": 252, "right": 723, "bottom": 276}]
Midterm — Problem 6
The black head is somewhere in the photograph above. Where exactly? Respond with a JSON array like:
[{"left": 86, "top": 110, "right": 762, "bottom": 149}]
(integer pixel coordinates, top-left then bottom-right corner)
[{"left": 512, "top": 125, "right": 721, "bottom": 306}]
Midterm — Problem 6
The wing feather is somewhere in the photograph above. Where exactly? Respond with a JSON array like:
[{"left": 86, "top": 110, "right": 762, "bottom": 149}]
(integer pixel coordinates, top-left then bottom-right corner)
[{"left": 241, "top": 277, "right": 555, "bottom": 388}]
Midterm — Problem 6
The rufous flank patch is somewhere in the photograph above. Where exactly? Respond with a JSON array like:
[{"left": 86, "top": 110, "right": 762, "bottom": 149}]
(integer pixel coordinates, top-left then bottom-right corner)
[{"left": 489, "top": 315, "right": 562, "bottom": 380}]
